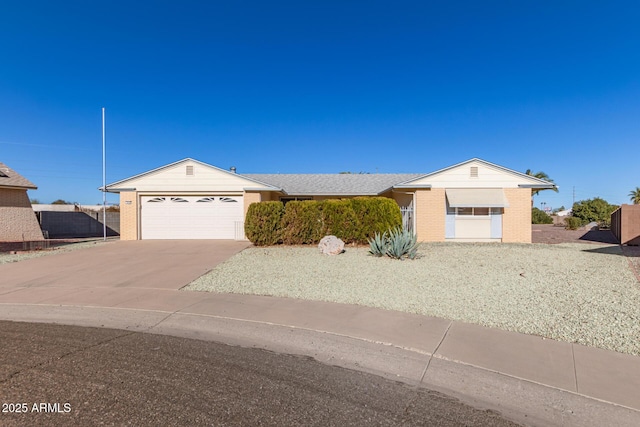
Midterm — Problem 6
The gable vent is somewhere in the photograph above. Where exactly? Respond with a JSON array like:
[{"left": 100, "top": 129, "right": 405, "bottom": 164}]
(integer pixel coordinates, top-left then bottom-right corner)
[
  {"left": 186, "top": 165, "right": 194, "bottom": 176},
  {"left": 470, "top": 166, "right": 478, "bottom": 178}
]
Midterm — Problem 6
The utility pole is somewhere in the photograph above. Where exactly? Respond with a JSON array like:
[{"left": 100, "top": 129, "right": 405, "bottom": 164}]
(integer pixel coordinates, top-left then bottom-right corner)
[
  {"left": 572, "top": 186, "right": 575, "bottom": 206},
  {"left": 102, "top": 108, "right": 106, "bottom": 241}
]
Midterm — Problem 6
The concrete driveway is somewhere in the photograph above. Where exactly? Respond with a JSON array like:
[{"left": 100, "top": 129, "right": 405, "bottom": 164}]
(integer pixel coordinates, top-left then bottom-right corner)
[{"left": 0, "top": 240, "right": 251, "bottom": 291}]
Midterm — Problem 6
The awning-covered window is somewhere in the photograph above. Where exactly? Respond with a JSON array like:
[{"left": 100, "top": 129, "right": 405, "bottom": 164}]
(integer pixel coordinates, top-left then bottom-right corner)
[{"left": 445, "top": 188, "right": 510, "bottom": 208}]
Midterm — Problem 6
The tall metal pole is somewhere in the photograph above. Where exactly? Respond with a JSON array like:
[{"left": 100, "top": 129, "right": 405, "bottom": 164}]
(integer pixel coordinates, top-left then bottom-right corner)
[{"left": 102, "top": 108, "right": 107, "bottom": 241}]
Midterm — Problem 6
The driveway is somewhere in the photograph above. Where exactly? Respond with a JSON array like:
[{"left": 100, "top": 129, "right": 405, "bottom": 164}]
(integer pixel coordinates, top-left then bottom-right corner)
[{"left": 0, "top": 240, "right": 251, "bottom": 291}]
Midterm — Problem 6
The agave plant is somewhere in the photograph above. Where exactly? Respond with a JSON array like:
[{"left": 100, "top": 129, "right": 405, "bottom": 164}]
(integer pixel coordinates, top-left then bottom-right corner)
[
  {"left": 368, "top": 231, "right": 388, "bottom": 257},
  {"left": 385, "top": 227, "right": 419, "bottom": 260},
  {"left": 368, "top": 227, "right": 419, "bottom": 260}
]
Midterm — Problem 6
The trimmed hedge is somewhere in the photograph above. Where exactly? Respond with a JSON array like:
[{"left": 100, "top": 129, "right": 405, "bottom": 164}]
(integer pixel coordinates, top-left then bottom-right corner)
[
  {"left": 244, "top": 201, "right": 284, "bottom": 246},
  {"left": 281, "top": 201, "right": 324, "bottom": 245},
  {"left": 246, "top": 197, "right": 403, "bottom": 246},
  {"left": 351, "top": 197, "right": 402, "bottom": 241},
  {"left": 319, "top": 199, "right": 360, "bottom": 243}
]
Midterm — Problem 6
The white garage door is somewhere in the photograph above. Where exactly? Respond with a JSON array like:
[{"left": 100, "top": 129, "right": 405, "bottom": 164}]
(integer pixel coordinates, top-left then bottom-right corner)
[{"left": 141, "top": 196, "right": 243, "bottom": 239}]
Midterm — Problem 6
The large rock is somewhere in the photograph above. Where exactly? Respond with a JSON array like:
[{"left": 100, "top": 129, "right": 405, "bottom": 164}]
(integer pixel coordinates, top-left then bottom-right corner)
[{"left": 318, "top": 235, "right": 345, "bottom": 255}]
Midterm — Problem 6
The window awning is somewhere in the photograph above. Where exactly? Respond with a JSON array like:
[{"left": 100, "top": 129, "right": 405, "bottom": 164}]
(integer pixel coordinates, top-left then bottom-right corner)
[{"left": 445, "top": 189, "right": 510, "bottom": 208}]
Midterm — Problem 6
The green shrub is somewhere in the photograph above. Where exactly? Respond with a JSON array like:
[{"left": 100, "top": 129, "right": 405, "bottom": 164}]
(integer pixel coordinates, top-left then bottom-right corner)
[
  {"left": 351, "top": 197, "right": 402, "bottom": 242},
  {"left": 244, "top": 201, "right": 284, "bottom": 246},
  {"left": 571, "top": 198, "right": 618, "bottom": 225},
  {"left": 320, "top": 199, "right": 360, "bottom": 243},
  {"left": 532, "top": 207, "right": 553, "bottom": 224},
  {"left": 564, "top": 216, "right": 583, "bottom": 230},
  {"left": 281, "top": 201, "right": 324, "bottom": 244},
  {"left": 280, "top": 197, "right": 403, "bottom": 245}
]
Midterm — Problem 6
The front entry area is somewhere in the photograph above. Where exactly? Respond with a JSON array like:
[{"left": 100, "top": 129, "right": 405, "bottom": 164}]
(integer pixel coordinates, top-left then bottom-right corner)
[{"left": 141, "top": 195, "right": 243, "bottom": 239}]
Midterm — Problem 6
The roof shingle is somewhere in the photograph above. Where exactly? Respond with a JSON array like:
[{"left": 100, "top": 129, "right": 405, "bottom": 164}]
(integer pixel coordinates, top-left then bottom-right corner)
[
  {"left": 244, "top": 173, "right": 423, "bottom": 196},
  {"left": 0, "top": 162, "right": 37, "bottom": 189}
]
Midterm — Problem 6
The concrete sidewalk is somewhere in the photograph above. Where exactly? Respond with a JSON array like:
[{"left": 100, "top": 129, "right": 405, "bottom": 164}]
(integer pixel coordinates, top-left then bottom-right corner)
[{"left": 0, "top": 283, "right": 639, "bottom": 426}]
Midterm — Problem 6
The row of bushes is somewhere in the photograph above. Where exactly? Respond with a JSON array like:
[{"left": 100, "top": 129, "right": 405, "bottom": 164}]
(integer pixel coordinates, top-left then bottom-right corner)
[{"left": 245, "top": 198, "right": 403, "bottom": 246}]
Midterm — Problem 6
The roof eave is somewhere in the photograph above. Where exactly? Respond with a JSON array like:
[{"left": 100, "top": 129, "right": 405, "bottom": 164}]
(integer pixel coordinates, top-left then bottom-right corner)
[
  {"left": 392, "top": 184, "right": 432, "bottom": 189},
  {"left": 518, "top": 184, "right": 559, "bottom": 189},
  {"left": 0, "top": 184, "right": 37, "bottom": 190},
  {"left": 243, "top": 186, "right": 284, "bottom": 192}
]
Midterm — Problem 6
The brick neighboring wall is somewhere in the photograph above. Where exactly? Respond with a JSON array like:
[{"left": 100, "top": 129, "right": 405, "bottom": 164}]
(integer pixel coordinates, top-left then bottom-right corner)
[
  {"left": 415, "top": 188, "right": 445, "bottom": 242},
  {"left": 119, "top": 191, "right": 138, "bottom": 240},
  {"left": 0, "top": 188, "right": 44, "bottom": 241},
  {"left": 503, "top": 188, "right": 532, "bottom": 243}
]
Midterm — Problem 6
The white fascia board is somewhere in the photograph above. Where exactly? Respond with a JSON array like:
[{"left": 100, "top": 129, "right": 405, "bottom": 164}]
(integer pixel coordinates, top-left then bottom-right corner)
[
  {"left": 518, "top": 184, "right": 559, "bottom": 189},
  {"left": 99, "top": 186, "right": 136, "bottom": 193},
  {"left": 244, "top": 186, "right": 284, "bottom": 192},
  {"left": 392, "top": 184, "right": 432, "bottom": 189}
]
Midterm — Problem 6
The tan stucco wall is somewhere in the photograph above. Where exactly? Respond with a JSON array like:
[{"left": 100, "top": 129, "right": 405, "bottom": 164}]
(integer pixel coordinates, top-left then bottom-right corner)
[
  {"left": 415, "top": 188, "right": 445, "bottom": 242},
  {"left": 0, "top": 189, "right": 43, "bottom": 241},
  {"left": 502, "top": 188, "right": 532, "bottom": 243},
  {"left": 119, "top": 191, "right": 138, "bottom": 241}
]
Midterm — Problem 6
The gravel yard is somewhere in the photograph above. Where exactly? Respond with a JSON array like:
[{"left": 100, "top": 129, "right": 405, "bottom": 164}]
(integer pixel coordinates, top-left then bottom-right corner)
[
  {"left": 0, "top": 240, "right": 109, "bottom": 264},
  {"left": 186, "top": 243, "right": 640, "bottom": 355}
]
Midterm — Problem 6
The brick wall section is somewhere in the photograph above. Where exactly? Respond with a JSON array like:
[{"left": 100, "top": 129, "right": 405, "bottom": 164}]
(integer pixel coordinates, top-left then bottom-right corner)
[
  {"left": 119, "top": 191, "right": 138, "bottom": 240},
  {"left": 415, "top": 188, "right": 445, "bottom": 242},
  {"left": 243, "top": 192, "right": 262, "bottom": 216},
  {"left": 0, "top": 188, "right": 44, "bottom": 241},
  {"left": 502, "top": 188, "right": 532, "bottom": 243},
  {"left": 0, "top": 188, "right": 32, "bottom": 207}
]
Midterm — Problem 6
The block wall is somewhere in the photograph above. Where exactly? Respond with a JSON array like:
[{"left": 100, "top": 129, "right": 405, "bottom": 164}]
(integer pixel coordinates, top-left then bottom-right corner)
[
  {"left": 119, "top": 192, "right": 138, "bottom": 240},
  {"left": 415, "top": 188, "right": 446, "bottom": 242},
  {"left": 502, "top": 188, "right": 532, "bottom": 243}
]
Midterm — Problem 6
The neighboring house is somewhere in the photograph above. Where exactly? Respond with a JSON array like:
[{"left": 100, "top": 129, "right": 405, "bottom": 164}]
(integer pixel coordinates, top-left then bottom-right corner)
[
  {"left": 104, "top": 158, "right": 556, "bottom": 243},
  {"left": 0, "top": 162, "right": 44, "bottom": 242}
]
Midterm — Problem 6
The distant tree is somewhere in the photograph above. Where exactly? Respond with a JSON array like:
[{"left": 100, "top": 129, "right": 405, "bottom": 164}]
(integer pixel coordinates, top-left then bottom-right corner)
[
  {"left": 629, "top": 187, "right": 640, "bottom": 204},
  {"left": 571, "top": 198, "right": 618, "bottom": 226},
  {"left": 30, "top": 198, "right": 40, "bottom": 204},
  {"left": 525, "top": 169, "right": 558, "bottom": 197},
  {"left": 532, "top": 207, "right": 553, "bottom": 224},
  {"left": 51, "top": 199, "right": 72, "bottom": 205}
]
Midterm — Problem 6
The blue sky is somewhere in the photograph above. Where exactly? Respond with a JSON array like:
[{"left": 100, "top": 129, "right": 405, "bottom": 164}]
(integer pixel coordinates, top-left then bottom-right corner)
[{"left": 1, "top": 1, "right": 638, "bottom": 209}]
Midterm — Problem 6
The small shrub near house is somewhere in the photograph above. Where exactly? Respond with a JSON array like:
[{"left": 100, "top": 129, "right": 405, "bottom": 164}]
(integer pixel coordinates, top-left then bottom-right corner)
[
  {"left": 351, "top": 197, "right": 403, "bottom": 242},
  {"left": 244, "top": 201, "right": 285, "bottom": 246},
  {"left": 319, "top": 199, "right": 360, "bottom": 243},
  {"left": 280, "top": 201, "right": 324, "bottom": 245},
  {"left": 532, "top": 207, "right": 553, "bottom": 224}
]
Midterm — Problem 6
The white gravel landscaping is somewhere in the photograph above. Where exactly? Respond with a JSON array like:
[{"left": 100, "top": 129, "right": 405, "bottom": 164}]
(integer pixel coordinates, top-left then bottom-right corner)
[
  {"left": 186, "top": 243, "right": 640, "bottom": 356},
  {"left": 0, "top": 241, "right": 108, "bottom": 264}
]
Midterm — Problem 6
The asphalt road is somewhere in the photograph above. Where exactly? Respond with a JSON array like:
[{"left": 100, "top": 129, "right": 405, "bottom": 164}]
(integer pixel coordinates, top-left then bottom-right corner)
[{"left": 0, "top": 321, "right": 520, "bottom": 426}]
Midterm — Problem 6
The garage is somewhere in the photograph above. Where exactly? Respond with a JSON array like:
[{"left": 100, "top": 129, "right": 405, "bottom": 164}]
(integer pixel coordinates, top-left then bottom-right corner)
[{"left": 141, "top": 195, "right": 243, "bottom": 239}]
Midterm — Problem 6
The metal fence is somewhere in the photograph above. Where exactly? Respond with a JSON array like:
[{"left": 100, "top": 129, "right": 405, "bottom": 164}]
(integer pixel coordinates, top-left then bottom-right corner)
[{"left": 401, "top": 206, "right": 413, "bottom": 233}]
